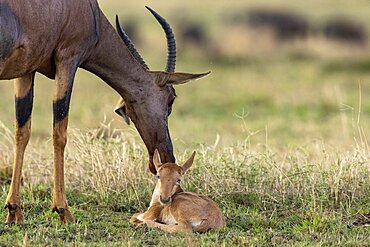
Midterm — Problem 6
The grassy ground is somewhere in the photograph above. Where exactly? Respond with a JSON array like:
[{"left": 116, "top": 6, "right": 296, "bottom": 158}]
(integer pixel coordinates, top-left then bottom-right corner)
[
  {"left": 0, "top": 0, "right": 370, "bottom": 246},
  {"left": 0, "top": 124, "right": 369, "bottom": 246},
  {"left": 0, "top": 125, "right": 369, "bottom": 246}
]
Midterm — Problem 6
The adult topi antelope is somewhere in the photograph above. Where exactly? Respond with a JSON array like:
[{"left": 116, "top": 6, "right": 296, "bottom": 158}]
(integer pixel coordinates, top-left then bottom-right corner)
[
  {"left": 0, "top": 0, "right": 209, "bottom": 224},
  {"left": 131, "top": 150, "right": 226, "bottom": 233}
]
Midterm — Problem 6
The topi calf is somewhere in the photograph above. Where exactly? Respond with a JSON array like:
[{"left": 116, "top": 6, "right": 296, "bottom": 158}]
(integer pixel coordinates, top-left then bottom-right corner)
[{"left": 131, "top": 149, "right": 226, "bottom": 233}]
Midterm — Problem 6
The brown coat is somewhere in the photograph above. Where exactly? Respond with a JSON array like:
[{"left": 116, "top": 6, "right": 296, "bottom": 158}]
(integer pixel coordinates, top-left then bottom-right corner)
[{"left": 1, "top": 0, "right": 209, "bottom": 224}]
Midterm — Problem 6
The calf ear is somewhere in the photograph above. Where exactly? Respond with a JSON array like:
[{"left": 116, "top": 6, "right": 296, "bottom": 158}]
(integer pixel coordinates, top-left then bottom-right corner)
[
  {"left": 182, "top": 151, "right": 196, "bottom": 173},
  {"left": 114, "top": 97, "right": 130, "bottom": 125},
  {"left": 153, "top": 149, "right": 162, "bottom": 171},
  {"left": 152, "top": 71, "right": 210, "bottom": 87}
]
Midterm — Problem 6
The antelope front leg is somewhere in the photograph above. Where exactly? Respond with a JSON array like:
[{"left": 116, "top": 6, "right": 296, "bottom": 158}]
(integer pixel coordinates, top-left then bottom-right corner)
[
  {"left": 5, "top": 73, "right": 35, "bottom": 224},
  {"left": 130, "top": 212, "right": 146, "bottom": 225},
  {"left": 130, "top": 210, "right": 158, "bottom": 225},
  {"left": 145, "top": 220, "right": 193, "bottom": 234},
  {"left": 51, "top": 62, "right": 77, "bottom": 224},
  {"left": 130, "top": 204, "right": 165, "bottom": 225}
]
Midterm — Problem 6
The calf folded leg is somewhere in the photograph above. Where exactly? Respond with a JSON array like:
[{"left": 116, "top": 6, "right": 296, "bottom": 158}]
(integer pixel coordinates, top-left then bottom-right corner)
[
  {"left": 145, "top": 220, "right": 193, "bottom": 233},
  {"left": 130, "top": 204, "right": 164, "bottom": 225},
  {"left": 5, "top": 73, "right": 35, "bottom": 224}
]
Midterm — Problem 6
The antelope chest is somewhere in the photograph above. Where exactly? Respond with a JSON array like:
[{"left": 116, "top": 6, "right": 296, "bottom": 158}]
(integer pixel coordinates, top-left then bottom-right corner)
[
  {"left": 160, "top": 212, "right": 177, "bottom": 225},
  {"left": 191, "top": 220, "right": 202, "bottom": 228}
]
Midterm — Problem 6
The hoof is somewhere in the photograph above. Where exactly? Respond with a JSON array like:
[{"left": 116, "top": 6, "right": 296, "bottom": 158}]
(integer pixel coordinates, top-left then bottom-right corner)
[
  {"left": 4, "top": 204, "right": 17, "bottom": 211},
  {"left": 52, "top": 207, "right": 75, "bottom": 224},
  {"left": 4, "top": 203, "right": 24, "bottom": 224},
  {"left": 130, "top": 213, "right": 145, "bottom": 225}
]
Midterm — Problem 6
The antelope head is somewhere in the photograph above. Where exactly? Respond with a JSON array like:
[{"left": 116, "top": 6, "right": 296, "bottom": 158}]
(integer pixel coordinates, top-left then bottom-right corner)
[
  {"left": 114, "top": 7, "right": 209, "bottom": 174},
  {"left": 151, "top": 149, "right": 195, "bottom": 205}
]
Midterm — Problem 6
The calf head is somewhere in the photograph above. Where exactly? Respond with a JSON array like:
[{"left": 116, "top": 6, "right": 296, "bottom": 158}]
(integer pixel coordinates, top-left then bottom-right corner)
[
  {"left": 114, "top": 7, "right": 209, "bottom": 174},
  {"left": 152, "top": 149, "right": 196, "bottom": 205}
]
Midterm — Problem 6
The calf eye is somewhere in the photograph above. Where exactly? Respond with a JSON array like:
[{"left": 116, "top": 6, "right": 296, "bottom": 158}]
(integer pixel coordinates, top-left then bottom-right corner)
[{"left": 176, "top": 179, "right": 181, "bottom": 184}]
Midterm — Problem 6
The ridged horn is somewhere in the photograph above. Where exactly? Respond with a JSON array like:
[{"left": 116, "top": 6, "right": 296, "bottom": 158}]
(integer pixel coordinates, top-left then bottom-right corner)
[
  {"left": 145, "top": 6, "right": 176, "bottom": 73},
  {"left": 115, "top": 15, "right": 149, "bottom": 70}
]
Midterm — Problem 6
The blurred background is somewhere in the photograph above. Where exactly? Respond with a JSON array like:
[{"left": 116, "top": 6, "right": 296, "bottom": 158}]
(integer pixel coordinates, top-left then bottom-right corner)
[{"left": 0, "top": 0, "right": 369, "bottom": 150}]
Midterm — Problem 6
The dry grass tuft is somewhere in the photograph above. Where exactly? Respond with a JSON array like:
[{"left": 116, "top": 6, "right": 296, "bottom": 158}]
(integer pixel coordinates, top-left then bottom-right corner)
[{"left": 1, "top": 120, "right": 367, "bottom": 216}]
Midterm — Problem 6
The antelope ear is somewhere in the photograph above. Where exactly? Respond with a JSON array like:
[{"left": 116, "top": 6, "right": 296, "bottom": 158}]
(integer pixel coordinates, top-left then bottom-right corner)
[
  {"left": 152, "top": 71, "right": 211, "bottom": 87},
  {"left": 114, "top": 97, "right": 130, "bottom": 125},
  {"left": 153, "top": 149, "right": 162, "bottom": 170},
  {"left": 182, "top": 151, "right": 196, "bottom": 173}
]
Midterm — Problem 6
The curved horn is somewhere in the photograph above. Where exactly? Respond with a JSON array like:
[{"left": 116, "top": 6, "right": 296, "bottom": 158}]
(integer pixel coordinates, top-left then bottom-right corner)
[
  {"left": 115, "top": 15, "right": 149, "bottom": 70},
  {"left": 145, "top": 6, "right": 176, "bottom": 73}
]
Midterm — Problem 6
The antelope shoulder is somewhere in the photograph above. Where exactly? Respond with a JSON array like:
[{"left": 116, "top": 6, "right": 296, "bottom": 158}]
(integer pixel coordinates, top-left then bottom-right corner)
[
  {"left": 159, "top": 209, "right": 177, "bottom": 225},
  {"left": 170, "top": 192, "right": 215, "bottom": 218}
]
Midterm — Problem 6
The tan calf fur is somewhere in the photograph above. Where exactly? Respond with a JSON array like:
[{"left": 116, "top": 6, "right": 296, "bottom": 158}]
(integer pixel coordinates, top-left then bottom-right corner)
[{"left": 131, "top": 150, "right": 226, "bottom": 233}]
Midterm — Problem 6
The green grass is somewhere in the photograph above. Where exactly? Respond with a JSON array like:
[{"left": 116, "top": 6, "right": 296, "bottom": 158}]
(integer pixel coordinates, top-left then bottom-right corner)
[
  {"left": 0, "top": 124, "right": 369, "bottom": 246},
  {"left": 1, "top": 0, "right": 370, "bottom": 245}
]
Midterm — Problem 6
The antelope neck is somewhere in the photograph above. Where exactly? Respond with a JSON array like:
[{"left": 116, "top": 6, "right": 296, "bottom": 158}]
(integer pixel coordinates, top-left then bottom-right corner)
[{"left": 81, "top": 12, "right": 152, "bottom": 102}]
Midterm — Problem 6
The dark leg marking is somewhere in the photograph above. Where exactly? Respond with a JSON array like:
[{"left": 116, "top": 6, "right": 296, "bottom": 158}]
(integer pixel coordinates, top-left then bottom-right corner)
[
  {"left": 53, "top": 83, "right": 73, "bottom": 124},
  {"left": 53, "top": 95, "right": 69, "bottom": 124},
  {"left": 15, "top": 82, "right": 34, "bottom": 128}
]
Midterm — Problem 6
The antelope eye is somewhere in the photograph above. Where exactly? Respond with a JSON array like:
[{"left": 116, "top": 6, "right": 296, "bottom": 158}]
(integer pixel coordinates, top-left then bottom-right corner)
[
  {"left": 176, "top": 179, "right": 181, "bottom": 184},
  {"left": 157, "top": 175, "right": 160, "bottom": 179},
  {"left": 167, "top": 95, "right": 175, "bottom": 116},
  {"left": 167, "top": 105, "right": 173, "bottom": 116}
]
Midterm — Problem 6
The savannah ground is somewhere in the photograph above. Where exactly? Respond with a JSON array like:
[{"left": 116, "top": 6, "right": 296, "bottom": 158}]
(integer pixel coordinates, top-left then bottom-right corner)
[{"left": 0, "top": 0, "right": 369, "bottom": 246}]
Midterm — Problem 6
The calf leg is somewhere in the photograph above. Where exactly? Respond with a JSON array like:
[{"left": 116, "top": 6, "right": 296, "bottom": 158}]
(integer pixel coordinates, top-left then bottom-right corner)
[
  {"left": 5, "top": 73, "right": 35, "bottom": 224},
  {"left": 145, "top": 220, "right": 193, "bottom": 233},
  {"left": 130, "top": 204, "right": 164, "bottom": 225},
  {"left": 52, "top": 62, "right": 77, "bottom": 223}
]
